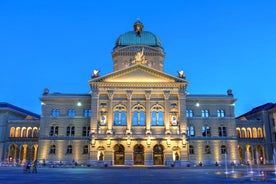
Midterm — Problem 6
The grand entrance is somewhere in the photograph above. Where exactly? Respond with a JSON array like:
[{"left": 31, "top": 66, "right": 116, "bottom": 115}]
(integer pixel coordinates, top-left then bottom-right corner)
[
  {"left": 114, "top": 144, "right": 125, "bottom": 165},
  {"left": 153, "top": 144, "right": 164, "bottom": 165},
  {"left": 133, "top": 144, "right": 144, "bottom": 165}
]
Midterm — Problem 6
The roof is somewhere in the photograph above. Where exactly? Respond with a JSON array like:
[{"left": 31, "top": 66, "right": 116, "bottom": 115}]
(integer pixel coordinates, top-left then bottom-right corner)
[
  {"left": 237, "top": 102, "right": 276, "bottom": 118},
  {"left": 0, "top": 102, "right": 40, "bottom": 119},
  {"left": 115, "top": 31, "right": 162, "bottom": 47}
]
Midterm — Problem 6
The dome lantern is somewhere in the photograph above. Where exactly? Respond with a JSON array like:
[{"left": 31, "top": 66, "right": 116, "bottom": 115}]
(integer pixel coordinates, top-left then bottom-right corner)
[{"left": 133, "top": 19, "right": 144, "bottom": 35}]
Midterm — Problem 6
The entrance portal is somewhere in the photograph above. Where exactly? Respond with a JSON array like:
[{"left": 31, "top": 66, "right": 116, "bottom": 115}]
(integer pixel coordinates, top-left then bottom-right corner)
[
  {"left": 114, "top": 144, "right": 125, "bottom": 165},
  {"left": 133, "top": 144, "right": 144, "bottom": 165},
  {"left": 153, "top": 144, "right": 164, "bottom": 165}
]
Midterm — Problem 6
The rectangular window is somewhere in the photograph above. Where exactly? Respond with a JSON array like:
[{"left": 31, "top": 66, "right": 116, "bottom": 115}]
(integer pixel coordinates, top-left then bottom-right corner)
[
  {"left": 201, "top": 110, "right": 209, "bottom": 118},
  {"left": 66, "top": 145, "right": 72, "bottom": 154},
  {"left": 83, "top": 145, "right": 88, "bottom": 154},
  {"left": 68, "top": 109, "right": 76, "bottom": 117},
  {"left": 218, "top": 127, "right": 227, "bottom": 137},
  {"left": 67, "top": 126, "right": 75, "bottom": 136},
  {"left": 202, "top": 126, "right": 211, "bottom": 137},
  {"left": 187, "top": 126, "right": 195, "bottom": 137},
  {"left": 84, "top": 109, "right": 91, "bottom": 117},
  {"left": 51, "top": 109, "right": 60, "bottom": 117},
  {"left": 217, "top": 110, "right": 225, "bottom": 118},
  {"left": 186, "top": 110, "right": 193, "bottom": 117}
]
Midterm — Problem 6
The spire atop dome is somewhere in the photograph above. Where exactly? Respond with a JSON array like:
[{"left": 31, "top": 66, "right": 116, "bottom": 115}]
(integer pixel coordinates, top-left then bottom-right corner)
[{"left": 134, "top": 19, "right": 144, "bottom": 35}]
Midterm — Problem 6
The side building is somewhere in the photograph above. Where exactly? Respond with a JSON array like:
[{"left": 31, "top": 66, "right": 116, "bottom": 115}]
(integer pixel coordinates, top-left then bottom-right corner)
[
  {"left": 37, "top": 21, "right": 238, "bottom": 166},
  {"left": 0, "top": 102, "right": 40, "bottom": 165},
  {"left": 236, "top": 103, "right": 276, "bottom": 164}
]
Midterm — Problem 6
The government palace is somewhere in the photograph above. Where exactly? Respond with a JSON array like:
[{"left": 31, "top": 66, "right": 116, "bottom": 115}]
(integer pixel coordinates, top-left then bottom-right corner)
[{"left": 0, "top": 21, "right": 275, "bottom": 167}]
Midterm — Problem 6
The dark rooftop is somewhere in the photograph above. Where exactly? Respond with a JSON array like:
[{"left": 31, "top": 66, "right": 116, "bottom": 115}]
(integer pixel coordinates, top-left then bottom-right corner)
[{"left": 0, "top": 102, "right": 40, "bottom": 119}]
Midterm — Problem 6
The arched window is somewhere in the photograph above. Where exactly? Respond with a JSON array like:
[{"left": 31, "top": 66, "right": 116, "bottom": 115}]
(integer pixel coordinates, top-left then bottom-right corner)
[
  {"left": 236, "top": 128, "right": 241, "bottom": 138},
  {"left": 205, "top": 145, "right": 211, "bottom": 154},
  {"left": 27, "top": 127, "right": 32, "bottom": 137},
  {"left": 247, "top": 128, "right": 252, "bottom": 138},
  {"left": 33, "top": 128, "right": 39, "bottom": 137},
  {"left": 15, "top": 127, "right": 21, "bottom": 137},
  {"left": 189, "top": 145, "right": 194, "bottom": 154},
  {"left": 132, "top": 104, "right": 145, "bottom": 126},
  {"left": 151, "top": 105, "right": 164, "bottom": 126},
  {"left": 221, "top": 145, "right": 227, "bottom": 154},
  {"left": 257, "top": 128, "right": 263, "bottom": 138},
  {"left": 252, "top": 128, "right": 257, "bottom": 138},
  {"left": 241, "top": 128, "right": 246, "bottom": 138},
  {"left": 10, "top": 127, "right": 15, "bottom": 137},
  {"left": 113, "top": 105, "right": 127, "bottom": 126},
  {"left": 21, "top": 127, "right": 27, "bottom": 137}
]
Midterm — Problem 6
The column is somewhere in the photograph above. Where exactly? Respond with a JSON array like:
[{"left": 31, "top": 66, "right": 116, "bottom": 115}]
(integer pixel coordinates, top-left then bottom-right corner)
[
  {"left": 145, "top": 90, "right": 151, "bottom": 134},
  {"left": 179, "top": 85, "right": 187, "bottom": 134},
  {"left": 107, "top": 90, "right": 114, "bottom": 134},
  {"left": 163, "top": 90, "right": 170, "bottom": 134},
  {"left": 126, "top": 90, "right": 133, "bottom": 134},
  {"left": 90, "top": 88, "right": 99, "bottom": 135}
]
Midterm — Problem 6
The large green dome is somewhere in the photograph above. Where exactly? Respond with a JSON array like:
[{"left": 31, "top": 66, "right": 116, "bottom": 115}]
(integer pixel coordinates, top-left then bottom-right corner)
[{"left": 115, "top": 21, "right": 162, "bottom": 47}]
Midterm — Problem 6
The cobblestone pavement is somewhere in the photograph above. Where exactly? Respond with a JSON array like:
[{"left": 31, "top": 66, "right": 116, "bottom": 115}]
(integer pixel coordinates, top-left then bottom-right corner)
[{"left": 0, "top": 166, "right": 275, "bottom": 184}]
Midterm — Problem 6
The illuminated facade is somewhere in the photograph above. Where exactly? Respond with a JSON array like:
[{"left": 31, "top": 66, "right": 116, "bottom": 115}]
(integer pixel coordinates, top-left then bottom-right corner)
[
  {"left": 236, "top": 103, "right": 276, "bottom": 164},
  {"left": 0, "top": 102, "right": 40, "bottom": 164},
  {"left": 37, "top": 21, "right": 239, "bottom": 166}
]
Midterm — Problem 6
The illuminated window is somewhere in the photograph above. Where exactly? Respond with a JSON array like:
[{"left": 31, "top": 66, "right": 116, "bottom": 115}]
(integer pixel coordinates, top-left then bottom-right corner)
[
  {"left": 67, "top": 109, "right": 76, "bottom": 117},
  {"left": 151, "top": 105, "right": 164, "bottom": 126},
  {"left": 66, "top": 126, "right": 75, "bottom": 136},
  {"left": 205, "top": 145, "right": 211, "bottom": 154},
  {"left": 202, "top": 126, "right": 211, "bottom": 137},
  {"left": 217, "top": 110, "right": 225, "bottom": 118},
  {"left": 187, "top": 126, "right": 195, "bottom": 137},
  {"left": 113, "top": 105, "right": 127, "bottom": 126},
  {"left": 221, "top": 145, "right": 227, "bottom": 154},
  {"left": 50, "top": 145, "right": 56, "bottom": 154},
  {"left": 49, "top": 125, "right": 58, "bottom": 136},
  {"left": 132, "top": 104, "right": 145, "bottom": 126},
  {"left": 66, "top": 145, "right": 72, "bottom": 154},
  {"left": 236, "top": 128, "right": 241, "bottom": 138},
  {"left": 201, "top": 110, "right": 209, "bottom": 118},
  {"left": 189, "top": 145, "right": 194, "bottom": 154},
  {"left": 218, "top": 127, "right": 227, "bottom": 137},
  {"left": 84, "top": 109, "right": 91, "bottom": 117},
  {"left": 51, "top": 109, "right": 60, "bottom": 117},
  {"left": 83, "top": 145, "right": 88, "bottom": 154},
  {"left": 186, "top": 110, "right": 193, "bottom": 117}
]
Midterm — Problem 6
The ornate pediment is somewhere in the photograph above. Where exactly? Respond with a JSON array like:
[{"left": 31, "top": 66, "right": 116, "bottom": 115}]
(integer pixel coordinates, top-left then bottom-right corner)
[{"left": 89, "top": 64, "right": 187, "bottom": 84}]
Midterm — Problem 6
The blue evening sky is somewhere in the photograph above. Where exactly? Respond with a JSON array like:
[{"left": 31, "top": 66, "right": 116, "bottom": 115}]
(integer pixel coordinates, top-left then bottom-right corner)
[{"left": 0, "top": 0, "right": 275, "bottom": 116}]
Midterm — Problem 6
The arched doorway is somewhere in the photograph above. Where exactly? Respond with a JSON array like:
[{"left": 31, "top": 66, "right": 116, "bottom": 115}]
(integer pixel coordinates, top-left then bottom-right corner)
[
  {"left": 153, "top": 144, "right": 164, "bottom": 165},
  {"left": 114, "top": 144, "right": 125, "bottom": 165},
  {"left": 8, "top": 144, "right": 18, "bottom": 163},
  {"left": 256, "top": 145, "right": 264, "bottom": 164},
  {"left": 133, "top": 144, "right": 144, "bottom": 165}
]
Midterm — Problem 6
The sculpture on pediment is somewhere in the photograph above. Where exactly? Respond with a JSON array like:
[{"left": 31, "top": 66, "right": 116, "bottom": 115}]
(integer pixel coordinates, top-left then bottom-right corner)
[
  {"left": 92, "top": 70, "right": 100, "bottom": 78},
  {"left": 177, "top": 70, "right": 185, "bottom": 79},
  {"left": 132, "top": 48, "right": 147, "bottom": 65}
]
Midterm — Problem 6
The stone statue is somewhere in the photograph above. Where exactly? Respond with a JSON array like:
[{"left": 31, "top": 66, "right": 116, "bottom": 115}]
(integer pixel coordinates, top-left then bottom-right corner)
[
  {"left": 177, "top": 70, "right": 185, "bottom": 79},
  {"left": 92, "top": 70, "right": 100, "bottom": 78},
  {"left": 132, "top": 48, "right": 147, "bottom": 65}
]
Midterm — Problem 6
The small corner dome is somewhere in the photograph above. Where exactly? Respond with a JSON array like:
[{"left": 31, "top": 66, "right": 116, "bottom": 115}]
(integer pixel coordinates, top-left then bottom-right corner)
[{"left": 115, "top": 20, "right": 162, "bottom": 47}]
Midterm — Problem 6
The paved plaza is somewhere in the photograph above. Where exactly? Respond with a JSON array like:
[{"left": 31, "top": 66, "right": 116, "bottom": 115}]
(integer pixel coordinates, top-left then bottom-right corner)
[{"left": 0, "top": 165, "right": 275, "bottom": 184}]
